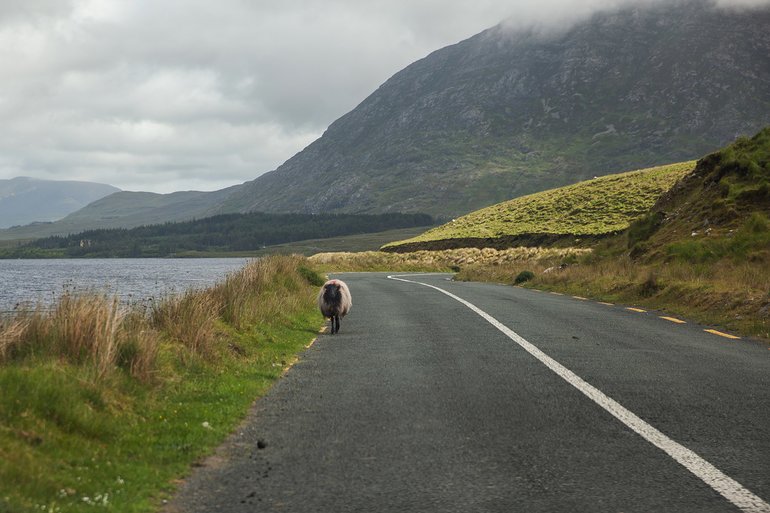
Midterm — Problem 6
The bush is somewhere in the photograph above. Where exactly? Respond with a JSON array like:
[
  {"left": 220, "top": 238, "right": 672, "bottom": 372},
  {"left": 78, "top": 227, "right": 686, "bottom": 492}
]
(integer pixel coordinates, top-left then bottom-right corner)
[
  {"left": 665, "top": 239, "right": 716, "bottom": 263},
  {"left": 638, "top": 272, "right": 662, "bottom": 297},
  {"left": 298, "top": 265, "right": 326, "bottom": 287},
  {"left": 514, "top": 270, "right": 535, "bottom": 284},
  {"left": 627, "top": 211, "right": 664, "bottom": 249}
]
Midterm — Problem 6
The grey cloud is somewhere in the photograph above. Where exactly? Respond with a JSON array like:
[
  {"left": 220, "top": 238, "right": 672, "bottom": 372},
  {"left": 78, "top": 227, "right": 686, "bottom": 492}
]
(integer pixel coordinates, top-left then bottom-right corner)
[{"left": 0, "top": 0, "right": 75, "bottom": 24}]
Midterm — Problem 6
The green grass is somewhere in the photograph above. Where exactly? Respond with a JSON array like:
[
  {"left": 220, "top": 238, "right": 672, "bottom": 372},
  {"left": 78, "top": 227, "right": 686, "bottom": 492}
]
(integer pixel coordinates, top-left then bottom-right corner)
[
  {"left": 384, "top": 161, "right": 694, "bottom": 249},
  {"left": 665, "top": 212, "right": 770, "bottom": 263},
  {"left": 0, "top": 257, "right": 323, "bottom": 513}
]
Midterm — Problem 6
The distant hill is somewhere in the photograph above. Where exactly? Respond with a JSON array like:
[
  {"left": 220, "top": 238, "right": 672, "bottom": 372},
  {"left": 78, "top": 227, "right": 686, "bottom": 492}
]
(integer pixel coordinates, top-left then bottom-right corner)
[
  {"left": 217, "top": 0, "right": 770, "bottom": 217},
  {"left": 0, "top": 186, "right": 240, "bottom": 240},
  {"left": 382, "top": 161, "right": 694, "bottom": 252},
  {"left": 0, "top": 177, "right": 119, "bottom": 229}
]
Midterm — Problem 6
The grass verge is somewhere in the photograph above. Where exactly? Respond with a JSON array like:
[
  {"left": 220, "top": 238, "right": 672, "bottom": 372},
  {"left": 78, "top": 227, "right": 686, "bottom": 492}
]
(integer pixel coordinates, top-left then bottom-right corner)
[
  {"left": 453, "top": 251, "right": 770, "bottom": 341},
  {"left": 0, "top": 256, "right": 323, "bottom": 513}
]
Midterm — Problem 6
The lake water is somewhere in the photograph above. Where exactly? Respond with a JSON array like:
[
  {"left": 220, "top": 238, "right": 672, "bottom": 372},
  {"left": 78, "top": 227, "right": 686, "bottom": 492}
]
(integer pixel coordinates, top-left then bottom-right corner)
[{"left": 0, "top": 258, "right": 251, "bottom": 313}]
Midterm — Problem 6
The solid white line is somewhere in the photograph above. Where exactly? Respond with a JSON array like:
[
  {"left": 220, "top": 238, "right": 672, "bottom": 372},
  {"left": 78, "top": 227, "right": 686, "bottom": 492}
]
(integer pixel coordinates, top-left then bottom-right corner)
[{"left": 387, "top": 274, "right": 770, "bottom": 513}]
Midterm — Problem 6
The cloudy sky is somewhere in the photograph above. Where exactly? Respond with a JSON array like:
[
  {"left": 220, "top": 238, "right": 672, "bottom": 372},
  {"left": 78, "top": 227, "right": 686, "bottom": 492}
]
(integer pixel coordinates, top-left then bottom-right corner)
[{"left": 1, "top": 0, "right": 767, "bottom": 193}]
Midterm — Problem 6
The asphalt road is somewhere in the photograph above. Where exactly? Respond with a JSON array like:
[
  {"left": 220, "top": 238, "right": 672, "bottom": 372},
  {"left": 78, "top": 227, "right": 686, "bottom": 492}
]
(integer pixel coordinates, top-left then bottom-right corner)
[{"left": 167, "top": 273, "right": 770, "bottom": 513}]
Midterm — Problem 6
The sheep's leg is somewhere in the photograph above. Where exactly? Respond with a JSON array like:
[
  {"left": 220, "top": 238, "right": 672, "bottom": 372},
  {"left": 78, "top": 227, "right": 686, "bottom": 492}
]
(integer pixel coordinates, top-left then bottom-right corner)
[
  {"left": 335, "top": 315, "right": 340, "bottom": 334},
  {"left": 330, "top": 316, "right": 336, "bottom": 334}
]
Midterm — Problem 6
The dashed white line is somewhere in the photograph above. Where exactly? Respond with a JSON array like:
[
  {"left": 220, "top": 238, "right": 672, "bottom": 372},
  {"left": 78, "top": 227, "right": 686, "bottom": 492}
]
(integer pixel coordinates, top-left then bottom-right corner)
[{"left": 388, "top": 273, "right": 770, "bottom": 513}]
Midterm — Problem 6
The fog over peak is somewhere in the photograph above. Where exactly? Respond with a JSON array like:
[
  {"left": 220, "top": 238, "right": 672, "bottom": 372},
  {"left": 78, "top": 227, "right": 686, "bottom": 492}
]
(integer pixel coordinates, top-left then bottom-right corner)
[{"left": 0, "top": 0, "right": 767, "bottom": 193}]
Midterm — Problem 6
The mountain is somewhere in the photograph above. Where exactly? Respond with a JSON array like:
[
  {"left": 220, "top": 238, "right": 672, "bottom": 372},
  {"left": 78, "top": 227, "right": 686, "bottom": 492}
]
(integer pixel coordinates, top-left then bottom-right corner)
[
  {"left": 0, "top": 186, "right": 240, "bottom": 240},
  {"left": 0, "top": 177, "right": 119, "bottom": 229},
  {"left": 218, "top": 0, "right": 770, "bottom": 217},
  {"left": 4, "top": 0, "right": 769, "bottom": 241},
  {"left": 382, "top": 161, "right": 694, "bottom": 252}
]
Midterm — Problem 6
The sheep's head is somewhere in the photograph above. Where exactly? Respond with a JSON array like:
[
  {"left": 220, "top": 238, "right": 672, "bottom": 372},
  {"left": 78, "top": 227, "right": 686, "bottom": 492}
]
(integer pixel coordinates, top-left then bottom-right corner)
[{"left": 322, "top": 282, "right": 341, "bottom": 302}]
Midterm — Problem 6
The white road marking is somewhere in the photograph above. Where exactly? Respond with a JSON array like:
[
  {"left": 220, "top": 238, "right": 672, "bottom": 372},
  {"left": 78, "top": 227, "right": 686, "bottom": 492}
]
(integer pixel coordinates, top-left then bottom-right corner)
[{"left": 388, "top": 273, "right": 770, "bottom": 513}]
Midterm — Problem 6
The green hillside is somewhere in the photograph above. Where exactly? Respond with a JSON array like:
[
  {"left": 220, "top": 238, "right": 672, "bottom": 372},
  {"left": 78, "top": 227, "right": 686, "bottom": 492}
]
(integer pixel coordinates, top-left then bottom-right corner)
[
  {"left": 0, "top": 187, "right": 240, "bottom": 241},
  {"left": 626, "top": 126, "right": 770, "bottom": 262},
  {"left": 384, "top": 161, "right": 694, "bottom": 251}
]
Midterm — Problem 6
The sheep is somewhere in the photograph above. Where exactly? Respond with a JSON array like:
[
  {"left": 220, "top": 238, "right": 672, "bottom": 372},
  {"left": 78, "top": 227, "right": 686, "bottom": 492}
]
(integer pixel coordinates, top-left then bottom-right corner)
[{"left": 317, "top": 279, "right": 352, "bottom": 334}]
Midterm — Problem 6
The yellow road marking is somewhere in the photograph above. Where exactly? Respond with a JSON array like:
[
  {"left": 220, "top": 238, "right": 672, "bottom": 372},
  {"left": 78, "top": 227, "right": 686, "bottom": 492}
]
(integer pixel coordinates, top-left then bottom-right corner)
[
  {"left": 626, "top": 307, "right": 646, "bottom": 313},
  {"left": 573, "top": 296, "right": 588, "bottom": 300},
  {"left": 550, "top": 292, "right": 564, "bottom": 296},
  {"left": 704, "top": 329, "right": 740, "bottom": 340},
  {"left": 598, "top": 302, "right": 614, "bottom": 306},
  {"left": 660, "top": 316, "right": 686, "bottom": 324}
]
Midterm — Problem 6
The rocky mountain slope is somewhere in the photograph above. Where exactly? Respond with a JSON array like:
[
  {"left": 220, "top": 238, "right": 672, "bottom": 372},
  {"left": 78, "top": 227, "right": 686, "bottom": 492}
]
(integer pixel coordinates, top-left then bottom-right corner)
[
  {"left": 4, "top": 0, "right": 769, "bottom": 241},
  {"left": 0, "top": 177, "right": 119, "bottom": 229},
  {"left": 219, "top": 0, "right": 770, "bottom": 217}
]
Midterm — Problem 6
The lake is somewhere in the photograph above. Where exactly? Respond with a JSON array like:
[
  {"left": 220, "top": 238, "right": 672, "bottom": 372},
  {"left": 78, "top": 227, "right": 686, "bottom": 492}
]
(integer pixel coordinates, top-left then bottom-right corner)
[{"left": 0, "top": 258, "right": 251, "bottom": 313}]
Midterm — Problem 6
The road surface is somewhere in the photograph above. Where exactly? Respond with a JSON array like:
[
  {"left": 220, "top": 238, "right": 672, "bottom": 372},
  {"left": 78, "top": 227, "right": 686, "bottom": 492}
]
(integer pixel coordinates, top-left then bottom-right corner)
[{"left": 168, "top": 273, "right": 770, "bottom": 512}]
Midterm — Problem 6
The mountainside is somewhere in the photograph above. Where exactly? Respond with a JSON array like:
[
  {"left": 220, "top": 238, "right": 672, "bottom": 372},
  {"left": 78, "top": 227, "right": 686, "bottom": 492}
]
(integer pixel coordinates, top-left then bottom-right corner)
[
  {"left": 0, "top": 186, "right": 240, "bottom": 240},
  {"left": 627, "top": 126, "right": 770, "bottom": 261},
  {"left": 219, "top": 0, "right": 770, "bottom": 217},
  {"left": 0, "top": 177, "right": 119, "bottom": 229},
  {"left": 383, "top": 161, "right": 694, "bottom": 251}
]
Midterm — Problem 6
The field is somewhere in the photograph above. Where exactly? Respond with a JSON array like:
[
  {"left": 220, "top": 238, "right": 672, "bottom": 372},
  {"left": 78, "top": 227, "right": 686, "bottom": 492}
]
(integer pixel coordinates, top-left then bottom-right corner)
[{"left": 384, "top": 161, "right": 694, "bottom": 251}]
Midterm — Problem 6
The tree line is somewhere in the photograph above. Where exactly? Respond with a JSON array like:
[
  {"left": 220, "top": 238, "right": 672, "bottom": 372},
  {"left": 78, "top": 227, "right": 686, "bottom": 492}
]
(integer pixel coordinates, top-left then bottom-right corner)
[{"left": 0, "top": 212, "right": 434, "bottom": 258}]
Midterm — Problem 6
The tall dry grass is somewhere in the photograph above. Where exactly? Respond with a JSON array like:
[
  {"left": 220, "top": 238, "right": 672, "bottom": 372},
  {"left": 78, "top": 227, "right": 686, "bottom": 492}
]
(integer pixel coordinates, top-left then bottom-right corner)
[
  {"left": 118, "top": 312, "right": 161, "bottom": 382},
  {"left": 0, "top": 294, "right": 161, "bottom": 381},
  {"left": 54, "top": 294, "right": 123, "bottom": 379},
  {"left": 0, "top": 317, "right": 29, "bottom": 362},
  {"left": 310, "top": 247, "right": 589, "bottom": 273},
  {"left": 151, "top": 289, "right": 222, "bottom": 359},
  {"left": 0, "top": 255, "right": 320, "bottom": 380},
  {"left": 211, "top": 255, "right": 309, "bottom": 329}
]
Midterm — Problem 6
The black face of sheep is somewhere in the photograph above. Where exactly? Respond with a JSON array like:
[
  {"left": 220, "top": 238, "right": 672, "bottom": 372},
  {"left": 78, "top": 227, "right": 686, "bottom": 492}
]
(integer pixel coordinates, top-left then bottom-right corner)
[{"left": 317, "top": 279, "right": 352, "bottom": 334}]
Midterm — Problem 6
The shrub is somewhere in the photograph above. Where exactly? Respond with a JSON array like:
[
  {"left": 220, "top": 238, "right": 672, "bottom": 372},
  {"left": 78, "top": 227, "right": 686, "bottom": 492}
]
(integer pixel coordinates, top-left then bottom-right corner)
[
  {"left": 638, "top": 272, "right": 662, "bottom": 297},
  {"left": 666, "top": 239, "right": 716, "bottom": 263},
  {"left": 514, "top": 270, "right": 535, "bottom": 284},
  {"left": 298, "top": 265, "right": 326, "bottom": 287},
  {"left": 627, "top": 211, "right": 664, "bottom": 249}
]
